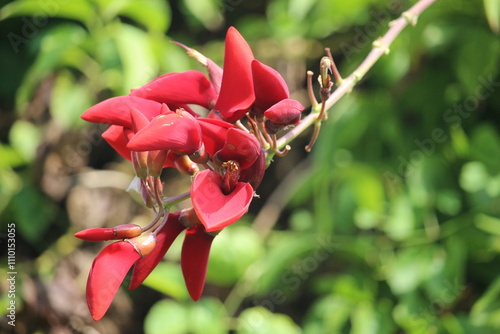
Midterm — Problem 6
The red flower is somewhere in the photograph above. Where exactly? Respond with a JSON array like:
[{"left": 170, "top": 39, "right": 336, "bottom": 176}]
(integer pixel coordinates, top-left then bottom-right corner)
[
  {"left": 78, "top": 26, "right": 308, "bottom": 321},
  {"left": 130, "top": 71, "right": 217, "bottom": 109},
  {"left": 129, "top": 212, "right": 184, "bottom": 290},
  {"left": 181, "top": 224, "right": 215, "bottom": 301},
  {"left": 264, "top": 98, "right": 304, "bottom": 134},
  {"left": 127, "top": 112, "right": 203, "bottom": 155},
  {"left": 212, "top": 27, "right": 255, "bottom": 122},
  {"left": 86, "top": 234, "right": 156, "bottom": 320},
  {"left": 251, "top": 60, "right": 290, "bottom": 115},
  {"left": 191, "top": 170, "right": 253, "bottom": 232}
]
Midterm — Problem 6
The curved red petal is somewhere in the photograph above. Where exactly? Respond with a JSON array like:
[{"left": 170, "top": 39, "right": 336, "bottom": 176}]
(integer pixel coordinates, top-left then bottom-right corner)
[
  {"left": 251, "top": 60, "right": 290, "bottom": 114},
  {"left": 264, "top": 98, "right": 304, "bottom": 124},
  {"left": 213, "top": 27, "right": 255, "bottom": 123},
  {"left": 127, "top": 113, "right": 203, "bottom": 154},
  {"left": 82, "top": 96, "right": 163, "bottom": 128},
  {"left": 191, "top": 170, "right": 253, "bottom": 231},
  {"left": 130, "top": 71, "right": 217, "bottom": 109},
  {"left": 216, "top": 128, "right": 261, "bottom": 169},
  {"left": 239, "top": 147, "right": 266, "bottom": 189},
  {"left": 86, "top": 241, "right": 141, "bottom": 320},
  {"left": 181, "top": 224, "right": 214, "bottom": 301},
  {"left": 102, "top": 125, "right": 132, "bottom": 161},
  {"left": 197, "top": 118, "right": 236, "bottom": 156},
  {"left": 74, "top": 228, "right": 116, "bottom": 241},
  {"left": 129, "top": 212, "right": 184, "bottom": 290}
]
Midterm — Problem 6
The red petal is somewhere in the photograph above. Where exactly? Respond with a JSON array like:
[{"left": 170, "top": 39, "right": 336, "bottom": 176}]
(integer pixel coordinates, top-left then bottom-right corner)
[
  {"left": 264, "top": 99, "right": 304, "bottom": 124},
  {"left": 130, "top": 107, "right": 150, "bottom": 133},
  {"left": 197, "top": 118, "right": 236, "bottom": 156},
  {"left": 181, "top": 224, "right": 214, "bottom": 301},
  {"left": 239, "top": 147, "right": 266, "bottom": 189},
  {"left": 213, "top": 27, "right": 255, "bottom": 123},
  {"left": 215, "top": 128, "right": 261, "bottom": 169},
  {"left": 129, "top": 213, "right": 184, "bottom": 290},
  {"left": 130, "top": 71, "right": 217, "bottom": 109},
  {"left": 74, "top": 228, "right": 115, "bottom": 241},
  {"left": 86, "top": 241, "right": 141, "bottom": 320},
  {"left": 251, "top": 60, "right": 289, "bottom": 114},
  {"left": 102, "top": 125, "right": 132, "bottom": 161},
  {"left": 127, "top": 113, "right": 203, "bottom": 154},
  {"left": 82, "top": 96, "right": 163, "bottom": 128},
  {"left": 191, "top": 170, "right": 253, "bottom": 231}
]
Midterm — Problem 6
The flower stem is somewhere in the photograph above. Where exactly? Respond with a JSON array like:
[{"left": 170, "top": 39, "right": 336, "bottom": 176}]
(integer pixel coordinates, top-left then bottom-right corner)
[{"left": 275, "top": 0, "right": 440, "bottom": 151}]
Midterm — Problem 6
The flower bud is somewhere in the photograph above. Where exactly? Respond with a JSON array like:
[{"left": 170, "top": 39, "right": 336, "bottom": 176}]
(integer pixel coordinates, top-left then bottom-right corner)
[
  {"left": 131, "top": 151, "right": 149, "bottom": 179},
  {"left": 174, "top": 154, "right": 199, "bottom": 175},
  {"left": 74, "top": 224, "right": 143, "bottom": 241},
  {"left": 126, "top": 233, "right": 157, "bottom": 257},
  {"left": 114, "top": 224, "right": 143, "bottom": 239},
  {"left": 147, "top": 150, "right": 168, "bottom": 178},
  {"left": 179, "top": 207, "right": 202, "bottom": 229}
]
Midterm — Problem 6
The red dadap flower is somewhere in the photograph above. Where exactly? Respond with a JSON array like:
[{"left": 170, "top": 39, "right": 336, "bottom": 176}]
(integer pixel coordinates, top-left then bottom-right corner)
[{"left": 77, "top": 26, "right": 304, "bottom": 320}]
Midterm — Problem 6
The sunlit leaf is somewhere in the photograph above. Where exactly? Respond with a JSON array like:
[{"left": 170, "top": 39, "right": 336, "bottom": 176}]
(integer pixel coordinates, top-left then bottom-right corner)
[
  {"left": 484, "top": 0, "right": 500, "bottom": 34},
  {"left": 142, "top": 262, "right": 189, "bottom": 301},
  {"left": 237, "top": 306, "right": 301, "bottom": 334},
  {"left": 207, "top": 225, "right": 264, "bottom": 286},
  {"left": 0, "top": 0, "right": 93, "bottom": 26}
]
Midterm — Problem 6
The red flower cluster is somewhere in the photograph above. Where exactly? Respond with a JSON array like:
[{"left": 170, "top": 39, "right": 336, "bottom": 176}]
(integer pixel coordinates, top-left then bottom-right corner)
[{"left": 76, "top": 27, "right": 304, "bottom": 320}]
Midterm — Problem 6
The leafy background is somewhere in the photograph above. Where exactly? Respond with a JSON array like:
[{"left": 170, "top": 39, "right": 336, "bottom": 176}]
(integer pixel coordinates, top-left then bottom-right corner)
[{"left": 1, "top": 0, "right": 500, "bottom": 333}]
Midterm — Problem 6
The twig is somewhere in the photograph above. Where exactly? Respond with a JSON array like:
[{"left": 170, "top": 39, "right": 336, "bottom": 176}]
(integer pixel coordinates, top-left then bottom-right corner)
[{"left": 275, "top": 0, "right": 440, "bottom": 150}]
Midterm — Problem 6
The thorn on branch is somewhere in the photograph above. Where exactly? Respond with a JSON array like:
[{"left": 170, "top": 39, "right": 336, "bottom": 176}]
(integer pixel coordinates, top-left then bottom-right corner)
[
  {"left": 372, "top": 39, "right": 390, "bottom": 55},
  {"left": 402, "top": 11, "right": 418, "bottom": 26}
]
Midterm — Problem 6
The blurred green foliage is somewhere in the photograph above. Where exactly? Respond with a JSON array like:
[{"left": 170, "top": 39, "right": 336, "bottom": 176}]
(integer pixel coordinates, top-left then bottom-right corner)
[{"left": 1, "top": 0, "right": 500, "bottom": 333}]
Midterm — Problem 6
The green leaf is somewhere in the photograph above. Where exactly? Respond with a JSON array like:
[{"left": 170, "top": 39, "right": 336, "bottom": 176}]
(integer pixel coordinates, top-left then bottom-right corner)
[
  {"left": 50, "top": 70, "right": 92, "bottom": 129},
  {"left": 144, "top": 298, "right": 228, "bottom": 334},
  {"left": 207, "top": 225, "right": 264, "bottom": 286},
  {"left": 182, "top": 0, "right": 223, "bottom": 30},
  {"left": 386, "top": 246, "right": 444, "bottom": 295},
  {"left": 237, "top": 307, "right": 301, "bottom": 334},
  {"left": 15, "top": 24, "right": 87, "bottom": 113},
  {"left": 8, "top": 120, "right": 41, "bottom": 162},
  {"left": 108, "top": 0, "right": 171, "bottom": 32},
  {"left": 144, "top": 299, "right": 189, "bottom": 334},
  {"left": 112, "top": 22, "right": 158, "bottom": 94},
  {"left": 384, "top": 195, "right": 415, "bottom": 241},
  {"left": 459, "top": 161, "right": 490, "bottom": 193},
  {"left": 484, "top": 0, "right": 500, "bottom": 34},
  {"left": 475, "top": 214, "right": 500, "bottom": 236},
  {"left": 0, "top": 0, "right": 93, "bottom": 26},
  {"left": 471, "top": 276, "right": 500, "bottom": 326},
  {"left": 11, "top": 184, "right": 57, "bottom": 244},
  {"left": 454, "top": 28, "right": 500, "bottom": 95},
  {"left": 142, "top": 262, "right": 189, "bottom": 301},
  {"left": 303, "top": 295, "right": 351, "bottom": 334},
  {"left": 190, "top": 298, "right": 228, "bottom": 334},
  {"left": 252, "top": 232, "right": 334, "bottom": 296}
]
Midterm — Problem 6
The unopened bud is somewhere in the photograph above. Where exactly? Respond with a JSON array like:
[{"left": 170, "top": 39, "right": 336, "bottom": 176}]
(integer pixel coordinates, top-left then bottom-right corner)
[
  {"left": 147, "top": 150, "right": 168, "bottom": 177},
  {"left": 114, "top": 224, "right": 143, "bottom": 239},
  {"left": 179, "top": 208, "right": 202, "bottom": 229},
  {"left": 126, "top": 233, "right": 157, "bottom": 257},
  {"left": 132, "top": 151, "right": 149, "bottom": 179},
  {"left": 174, "top": 155, "right": 199, "bottom": 175},
  {"left": 74, "top": 224, "right": 142, "bottom": 241},
  {"left": 189, "top": 144, "right": 208, "bottom": 164},
  {"left": 74, "top": 228, "right": 116, "bottom": 241}
]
